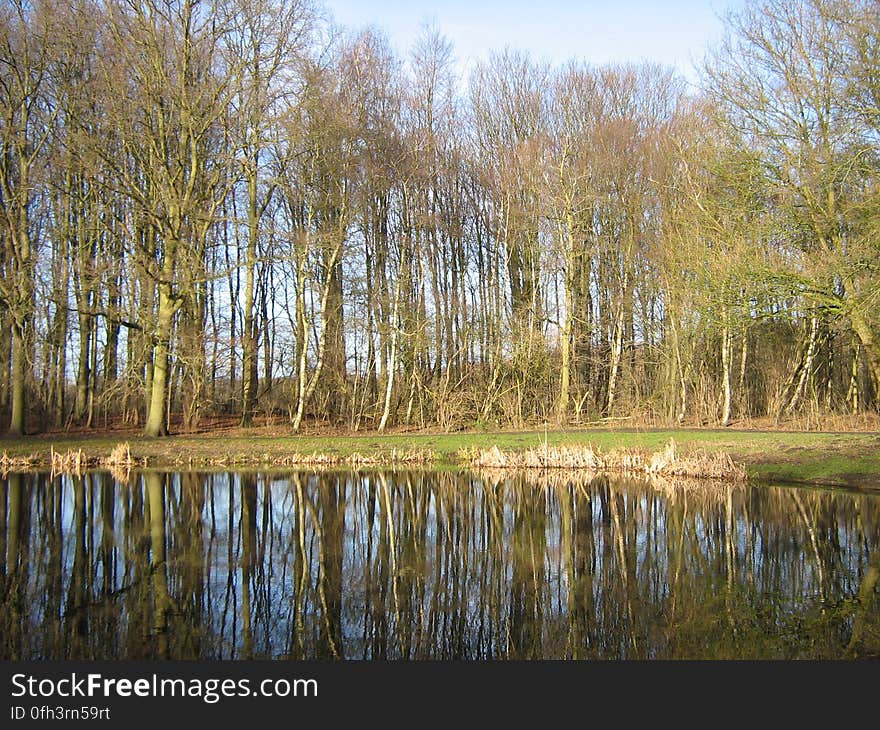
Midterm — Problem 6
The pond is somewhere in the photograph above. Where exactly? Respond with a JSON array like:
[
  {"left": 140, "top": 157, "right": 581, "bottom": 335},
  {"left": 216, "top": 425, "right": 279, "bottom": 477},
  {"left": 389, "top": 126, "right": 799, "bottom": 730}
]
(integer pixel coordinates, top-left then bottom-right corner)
[{"left": 0, "top": 469, "right": 878, "bottom": 659}]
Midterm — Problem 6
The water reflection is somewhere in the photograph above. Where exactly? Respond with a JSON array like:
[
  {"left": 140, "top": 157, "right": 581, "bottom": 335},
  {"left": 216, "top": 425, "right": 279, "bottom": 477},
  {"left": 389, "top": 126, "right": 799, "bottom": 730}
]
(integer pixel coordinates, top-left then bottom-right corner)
[{"left": 0, "top": 469, "right": 878, "bottom": 659}]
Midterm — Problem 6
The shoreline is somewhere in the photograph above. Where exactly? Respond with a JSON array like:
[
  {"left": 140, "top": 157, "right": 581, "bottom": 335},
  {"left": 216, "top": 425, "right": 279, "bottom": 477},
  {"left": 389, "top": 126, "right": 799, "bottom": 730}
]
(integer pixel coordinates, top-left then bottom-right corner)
[{"left": 1, "top": 426, "right": 878, "bottom": 489}]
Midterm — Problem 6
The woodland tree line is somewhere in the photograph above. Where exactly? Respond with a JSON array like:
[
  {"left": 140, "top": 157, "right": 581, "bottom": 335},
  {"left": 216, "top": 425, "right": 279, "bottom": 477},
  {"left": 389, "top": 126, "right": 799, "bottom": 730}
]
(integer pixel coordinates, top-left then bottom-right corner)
[{"left": 1, "top": 0, "right": 878, "bottom": 437}]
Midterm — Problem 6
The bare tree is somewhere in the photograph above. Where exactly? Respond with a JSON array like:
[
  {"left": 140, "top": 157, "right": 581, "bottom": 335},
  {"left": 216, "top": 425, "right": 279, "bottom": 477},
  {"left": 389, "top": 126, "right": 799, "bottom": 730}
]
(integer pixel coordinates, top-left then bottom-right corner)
[{"left": 96, "top": 0, "right": 236, "bottom": 436}]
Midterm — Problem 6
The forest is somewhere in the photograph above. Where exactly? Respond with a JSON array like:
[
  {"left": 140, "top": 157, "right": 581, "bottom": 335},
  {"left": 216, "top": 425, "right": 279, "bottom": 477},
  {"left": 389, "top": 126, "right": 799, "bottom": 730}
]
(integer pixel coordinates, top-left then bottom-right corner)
[{"left": 0, "top": 0, "right": 878, "bottom": 438}]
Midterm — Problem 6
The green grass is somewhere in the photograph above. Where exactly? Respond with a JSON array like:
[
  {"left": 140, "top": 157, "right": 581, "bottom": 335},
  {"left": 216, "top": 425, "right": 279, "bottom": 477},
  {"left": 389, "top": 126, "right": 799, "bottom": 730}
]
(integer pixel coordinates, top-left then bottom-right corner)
[{"left": 1, "top": 427, "right": 878, "bottom": 488}]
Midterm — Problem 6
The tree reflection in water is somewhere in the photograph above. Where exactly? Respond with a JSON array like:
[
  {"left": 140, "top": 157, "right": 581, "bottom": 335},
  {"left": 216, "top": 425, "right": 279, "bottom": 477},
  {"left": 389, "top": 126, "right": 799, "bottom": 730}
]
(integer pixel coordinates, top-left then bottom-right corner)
[{"left": 0, "top": 469, "right": 878, "bottom": 659}]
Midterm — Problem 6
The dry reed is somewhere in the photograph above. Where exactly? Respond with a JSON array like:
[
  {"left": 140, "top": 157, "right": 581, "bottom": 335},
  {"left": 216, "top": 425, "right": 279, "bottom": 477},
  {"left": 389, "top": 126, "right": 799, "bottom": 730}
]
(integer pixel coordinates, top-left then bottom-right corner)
[
  {"left": 269, "top": 448, "right": 437, "bottom": 468},
  {"left": 50, "top": 447, "right": 88, "bottom": 476},
  {"left": 41, "top": 442, "right": 146, "bottom": 478},
  {"left": 0, "top": 451, "right": 37, "bottom": 475},
  {"left": 462, "top": 439, "right": 746, "bottom": 481},
  {"left": 98, "top": 442, "right": 143, "bottom": 482},
  {"left": 472, "top": 465, "right": 746, "bottom": 505}
]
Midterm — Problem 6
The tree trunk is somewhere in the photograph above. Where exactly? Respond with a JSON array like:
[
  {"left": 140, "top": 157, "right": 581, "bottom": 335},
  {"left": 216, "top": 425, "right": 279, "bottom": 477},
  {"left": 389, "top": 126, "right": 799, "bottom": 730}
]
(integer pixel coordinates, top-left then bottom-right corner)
[
  {"left": 8, "top": 321, "right": 26, "bottom": 436},
  {"left": 74, "top": 312, "right": 91, "bottom": 423},
  {"left": 849, "top": 310, "right": 880, "bottom": 404},
  {"left": 556, "top": 219, "right": 573, "bottom": 423},
  {"left": 0, "top": 322, "right": 10, "bottom": 416},
  {"left": 558, "top": 312, "right": 571, "bottom": 423},
  {"left": 721, "top": 322, "right": 732, "bottom": 426},
  {"left": 738, "top": 327, "right": 748, "bottom": 413},
  {"left": 787, "top": 316, "right": 818, "bottom": 414},
  {"left": 240, "top": 168, "right": 258, "bottom": 426},
  {"left": 377, "top": 276, "right": 402, "bottom": 433},
  {"left": 606, "top": 299, "right": 625, "bottom": 415},
  {"left": 291, "top": 238, "right": 343, "bottom": 433},
  {"left": 144, "top": 282, "right": 176, "bottom": 437},
  {"left": 324, "top": 250, "right": 345, "bottom": 422}
]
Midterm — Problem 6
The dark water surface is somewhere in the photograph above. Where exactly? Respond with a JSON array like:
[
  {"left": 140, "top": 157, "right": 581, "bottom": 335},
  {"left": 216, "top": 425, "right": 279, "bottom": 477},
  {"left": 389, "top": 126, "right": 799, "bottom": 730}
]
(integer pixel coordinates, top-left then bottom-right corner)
[{"left": 1, "top": 469, "right": 878, "bottom": 659}]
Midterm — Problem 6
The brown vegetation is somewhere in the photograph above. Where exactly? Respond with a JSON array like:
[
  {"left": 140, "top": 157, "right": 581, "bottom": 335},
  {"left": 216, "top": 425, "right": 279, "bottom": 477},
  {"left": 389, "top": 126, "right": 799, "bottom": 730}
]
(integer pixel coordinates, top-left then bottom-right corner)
[
  {"left": 221, "top": 448, "right": 437, "bottom": 469},
  {"left": 463, "top": 440, "right": 746, "bottom": 481},
  {"left": 46, "top": 442, "right": 145, "bottom": 478},
  {"left": 0, "top": 451, "right": 37, "bottom": 475},
  {"left": 49, "top": 447, "right": 88, "bottom": 476},
  {"left": 98, "top": 442, "right": 141, "bottom": 482}
]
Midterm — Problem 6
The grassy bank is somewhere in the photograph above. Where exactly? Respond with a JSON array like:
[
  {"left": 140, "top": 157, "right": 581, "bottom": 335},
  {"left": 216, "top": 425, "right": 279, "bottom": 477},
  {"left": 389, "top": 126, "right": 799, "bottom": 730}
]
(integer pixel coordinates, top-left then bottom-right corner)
[{"left": 1, "top": 427, "right": 878, "bottom": 488}]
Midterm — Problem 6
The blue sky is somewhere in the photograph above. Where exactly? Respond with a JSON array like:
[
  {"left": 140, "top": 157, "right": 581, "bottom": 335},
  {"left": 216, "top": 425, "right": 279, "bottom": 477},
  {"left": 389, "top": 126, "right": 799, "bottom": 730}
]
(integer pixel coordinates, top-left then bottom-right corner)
[{"left": 322, "top": 0, "right": 748, "bottom": 85}]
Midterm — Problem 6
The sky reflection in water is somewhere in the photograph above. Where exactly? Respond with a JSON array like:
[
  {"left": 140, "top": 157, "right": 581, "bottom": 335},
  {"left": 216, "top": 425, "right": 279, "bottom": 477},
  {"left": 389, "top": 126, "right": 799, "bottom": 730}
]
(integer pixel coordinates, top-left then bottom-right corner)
[{"left": 1, "top": 469, "right": 878, "bottom": 660}]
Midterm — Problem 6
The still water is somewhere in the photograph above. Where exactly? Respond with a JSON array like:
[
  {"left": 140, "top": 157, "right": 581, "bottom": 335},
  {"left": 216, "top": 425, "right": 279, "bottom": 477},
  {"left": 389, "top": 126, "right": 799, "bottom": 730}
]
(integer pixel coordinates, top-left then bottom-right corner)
[{"left": 0, "top": 469, "right": 878, "bottom": 659}]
